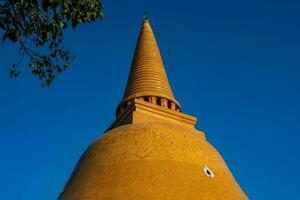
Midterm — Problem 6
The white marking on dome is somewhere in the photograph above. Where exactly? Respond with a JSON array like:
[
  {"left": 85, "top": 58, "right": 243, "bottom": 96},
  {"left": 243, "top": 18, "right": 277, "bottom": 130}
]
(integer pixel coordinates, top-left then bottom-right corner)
[{"left": 204, "top": 165, "right": 214, "bottom": 178}]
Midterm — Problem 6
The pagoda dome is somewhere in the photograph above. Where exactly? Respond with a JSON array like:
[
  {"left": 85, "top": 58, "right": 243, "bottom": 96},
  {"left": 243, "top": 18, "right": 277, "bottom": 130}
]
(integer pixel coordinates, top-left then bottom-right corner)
[
  {"left": 59, "top": 15, "right": 248, "bottom": 200},
  {"left": 59, "top": 122, "right": 247, "bottom": 200}
]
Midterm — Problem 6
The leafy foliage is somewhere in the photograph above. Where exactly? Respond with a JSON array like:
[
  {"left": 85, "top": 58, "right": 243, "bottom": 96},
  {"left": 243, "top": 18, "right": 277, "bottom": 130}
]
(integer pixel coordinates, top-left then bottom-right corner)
[{"left": 0, "top": 0, "right": 103, "bottom": 86}]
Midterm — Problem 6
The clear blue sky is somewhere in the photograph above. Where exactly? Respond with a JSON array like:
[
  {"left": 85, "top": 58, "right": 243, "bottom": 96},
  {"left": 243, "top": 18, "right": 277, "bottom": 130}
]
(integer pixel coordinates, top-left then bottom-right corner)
[{"left": 1, "top": 0, "right": 299, "bottom": 199}]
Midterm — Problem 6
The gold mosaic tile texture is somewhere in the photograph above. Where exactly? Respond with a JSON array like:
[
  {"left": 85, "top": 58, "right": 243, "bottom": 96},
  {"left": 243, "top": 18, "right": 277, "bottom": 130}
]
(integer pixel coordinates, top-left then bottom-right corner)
[
  {"left": 59, "top": 17, "right": 248, "bottom": 200},
  {"left": 59, "top": 122, "right": 247, "bottom": 199},
  {"left": 123, "top": 19, "right": 175, "bottom": 102}
]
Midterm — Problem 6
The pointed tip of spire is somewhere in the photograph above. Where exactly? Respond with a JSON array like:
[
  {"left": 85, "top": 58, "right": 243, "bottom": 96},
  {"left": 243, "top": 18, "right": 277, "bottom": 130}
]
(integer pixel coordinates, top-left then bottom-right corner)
[
  {"left": 144, "top": 11, "right": 148, "bottom": 20},
  {"left": 143, "top": 11, "right": 150, "bottom": 24},
  {"left": 118, "top": 13, "right": 181, "bottom": 114}
]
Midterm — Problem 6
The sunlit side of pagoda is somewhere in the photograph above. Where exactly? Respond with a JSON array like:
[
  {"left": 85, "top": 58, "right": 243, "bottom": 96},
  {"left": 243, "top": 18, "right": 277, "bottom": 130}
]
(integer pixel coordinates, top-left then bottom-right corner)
[{"left": 59, "top": 16, "right": 248, "bottom": 200}]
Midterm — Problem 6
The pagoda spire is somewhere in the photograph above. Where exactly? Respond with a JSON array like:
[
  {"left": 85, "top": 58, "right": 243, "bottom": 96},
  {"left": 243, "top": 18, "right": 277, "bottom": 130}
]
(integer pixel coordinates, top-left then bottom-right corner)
[
  {"left": 144, "top": 11, "right": 149, "bottom": 20},
  {"left": 117, "top": 16, "right": 180, "bottom": 117}
]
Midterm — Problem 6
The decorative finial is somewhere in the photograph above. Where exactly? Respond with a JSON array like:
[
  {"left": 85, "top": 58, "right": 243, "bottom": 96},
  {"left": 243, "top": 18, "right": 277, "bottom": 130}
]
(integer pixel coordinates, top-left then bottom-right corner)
[{"left": 144, "top": 11, "right": 149, "bottom": 21}]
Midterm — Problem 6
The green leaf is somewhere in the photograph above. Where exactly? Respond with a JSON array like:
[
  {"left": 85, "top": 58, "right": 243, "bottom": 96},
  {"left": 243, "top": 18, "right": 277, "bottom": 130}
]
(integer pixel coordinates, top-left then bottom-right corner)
[
  {"left": 64, "top": 63, "right": 69, "bottom": 70},
  {"left": 59, "top": 21, "right": 67, "bottom": 29},
  {"left": 42, "top": 81, "right": 49, "bottom": 87},
  {"left": 98, "top": 11, "right": 104, "bottom": 19},
  {"left": 10, "top": 70, "right": 20, "bottom": 78}
]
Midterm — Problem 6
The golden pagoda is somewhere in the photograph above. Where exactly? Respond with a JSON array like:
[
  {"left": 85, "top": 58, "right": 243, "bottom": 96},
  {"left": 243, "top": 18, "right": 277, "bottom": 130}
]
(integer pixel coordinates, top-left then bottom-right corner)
[{"left": 59, "top": 16, "right": 248, "bottom": 200}]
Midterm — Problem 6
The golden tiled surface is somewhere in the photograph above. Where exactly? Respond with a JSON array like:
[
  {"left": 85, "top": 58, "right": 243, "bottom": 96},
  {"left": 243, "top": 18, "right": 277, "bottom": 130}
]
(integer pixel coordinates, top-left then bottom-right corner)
[
  {"left": 59, "top": 17, "right": 248, "bottom": 199},
  {"left": 109, "top": 98, "right": 196, "bottom": 130},
  {"left": 59, "top": 122, "right": 247, "bottom": 199},
  {"left": 123, "top": 19, "right": 175, "bottom": 103}
]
